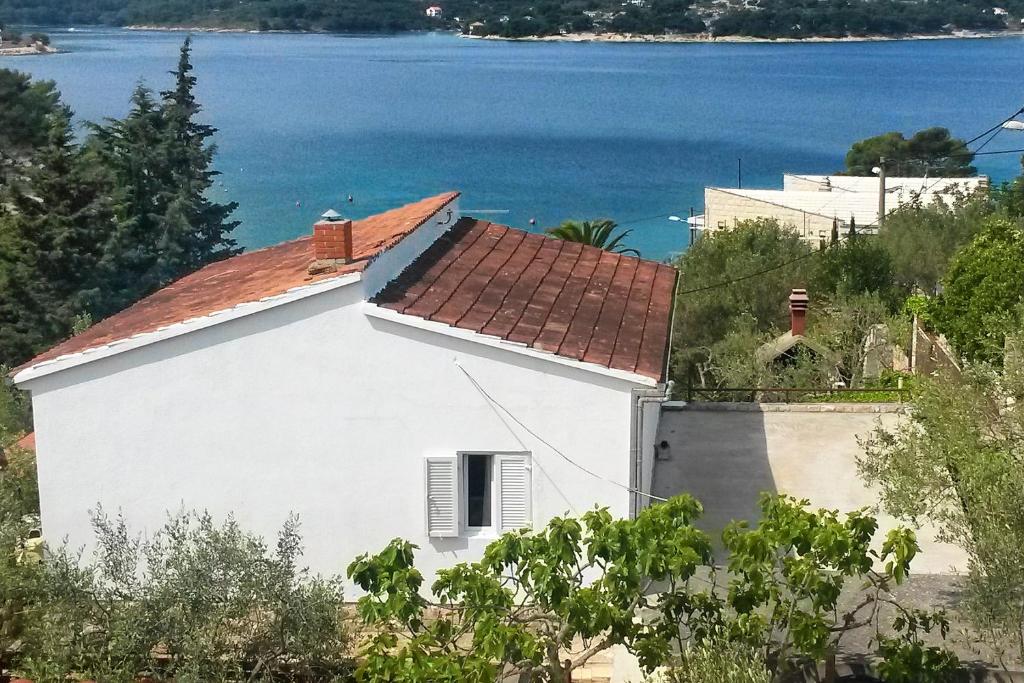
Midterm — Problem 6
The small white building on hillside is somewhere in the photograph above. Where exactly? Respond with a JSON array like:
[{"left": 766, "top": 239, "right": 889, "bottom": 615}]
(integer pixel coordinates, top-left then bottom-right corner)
[
  {"left": 696, "top": 173, "right": 988, "bottom": 244},
  {"left": 426, "top": 5, "right": 443, "bottom": 18},
  {"left": 12, "top": 193, "right": 676, "bottom": 587}
]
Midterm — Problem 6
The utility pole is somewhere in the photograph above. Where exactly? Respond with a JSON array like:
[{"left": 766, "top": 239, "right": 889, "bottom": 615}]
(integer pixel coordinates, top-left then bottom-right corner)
[
  {"left": 737, "top": 158, "right": 742, "bottom": 188},
  {"left": 877, "top": 156, "right": 886, "bottom": 227}
]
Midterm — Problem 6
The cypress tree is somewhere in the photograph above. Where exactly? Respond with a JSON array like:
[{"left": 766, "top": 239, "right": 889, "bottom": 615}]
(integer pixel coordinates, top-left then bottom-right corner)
[
  {"left": 88, "top": 38, "right": 239, "bottom": 316},
  {"left": 0, "top": 97, "right": 111, "bottom": 365},
  {"left": 848, "top": 215, "right": 857, "bottom": 239},
  {"left": 157, "top": 36, "right": 239, "bottom": 277},
  {"left": 830, "top": 217, "right": 839, "bottom": 244},
  {"left": 87, "top": 84, "right": 172, "bottom": 316}
]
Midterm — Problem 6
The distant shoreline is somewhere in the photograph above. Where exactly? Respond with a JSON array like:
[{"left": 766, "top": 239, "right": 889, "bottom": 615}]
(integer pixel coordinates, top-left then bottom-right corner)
[
  {"left": 0, "top": 44, "right": 60, "bottom": 56},
  {"left": 461, "top": 28, "right": 1023, "bottom": 43},
  {"left": 116, "top": 25, "right": 1024, "bottom": 43}
]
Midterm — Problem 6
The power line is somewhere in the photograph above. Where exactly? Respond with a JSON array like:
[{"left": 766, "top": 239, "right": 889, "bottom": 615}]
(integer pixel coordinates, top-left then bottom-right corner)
[
  {"left": 677, "top": 106, "right": 1023, "bottom": 297},
  {"left": 964, "top": 106, "right": 1024, "bottom": 146},
  {"left": 454, "top": 360, "right": 670, "bottom": 503}
]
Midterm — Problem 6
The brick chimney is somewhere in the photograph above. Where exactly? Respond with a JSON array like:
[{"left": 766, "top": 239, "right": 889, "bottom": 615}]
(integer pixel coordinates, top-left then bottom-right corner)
[
  {"left": 789, "top": 288, "right": 809, "bottom": 337},
  {"left": 311, "top": 209, "right": 353, "bottom": 270}
]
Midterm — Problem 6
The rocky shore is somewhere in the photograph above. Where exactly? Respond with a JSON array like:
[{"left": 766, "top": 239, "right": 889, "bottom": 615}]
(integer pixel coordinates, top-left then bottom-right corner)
[
  {"left": 461, "top": 28, "right": 1023, "bottom": 43},
  {"left": 119, "top": 24, "right": 1024, "bottom": 43},
  {"left": 0, "top": 44, "right": 59, "bottom": 56}
]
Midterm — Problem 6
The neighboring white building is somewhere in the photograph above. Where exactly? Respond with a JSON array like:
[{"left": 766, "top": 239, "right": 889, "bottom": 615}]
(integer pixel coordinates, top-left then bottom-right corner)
[
  {"left": 426, "top": 5, "right": 443, "bottom": 18},
  {"left": 12, "top": 193, "right": 676, "bottom": 588},
  {"left": 696, "top": 173, "right": 988, "bottom": 244}
]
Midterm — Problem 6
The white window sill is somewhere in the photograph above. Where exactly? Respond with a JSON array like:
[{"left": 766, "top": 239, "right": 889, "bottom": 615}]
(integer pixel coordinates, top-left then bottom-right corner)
[{"left": 462, "top": 527, "right": 498, "bottom": 539}]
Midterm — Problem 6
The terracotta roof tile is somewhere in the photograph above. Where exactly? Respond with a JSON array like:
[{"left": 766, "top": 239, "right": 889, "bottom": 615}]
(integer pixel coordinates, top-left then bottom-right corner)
[
  {"left": 16, "top": 194, "right": 676, "bottom": 384},
  {"left": 14, "top": 432, "right": 35, "bottom": 452},
  {"left": 16, "top": 193, "right": 459, "bottom": 373},
  {"left": 373, "top": 218, "right": 676, "bottom": 381}
]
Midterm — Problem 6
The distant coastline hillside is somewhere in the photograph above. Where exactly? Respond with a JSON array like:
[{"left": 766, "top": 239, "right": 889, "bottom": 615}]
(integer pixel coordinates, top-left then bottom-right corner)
[{"left": 1, "top": 0, "right": 1020, "bottom": 39}]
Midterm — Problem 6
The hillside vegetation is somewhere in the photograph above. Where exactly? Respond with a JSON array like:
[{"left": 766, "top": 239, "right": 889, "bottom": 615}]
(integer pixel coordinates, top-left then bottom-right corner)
[{"left": 0, "top": 0, "right": 1018, "bottom": 39}]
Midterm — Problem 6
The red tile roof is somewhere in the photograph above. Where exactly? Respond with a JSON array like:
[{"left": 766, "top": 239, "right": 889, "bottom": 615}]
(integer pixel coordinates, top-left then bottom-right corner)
[
  {"left": 16, "top": 193, "right": 459, "bottom": 373},
  {"left": 14, "top": 432, "right": 34, "bottom": 452},
  {"left": 372, "top": 218, "right": 677, "bottom": 381}
]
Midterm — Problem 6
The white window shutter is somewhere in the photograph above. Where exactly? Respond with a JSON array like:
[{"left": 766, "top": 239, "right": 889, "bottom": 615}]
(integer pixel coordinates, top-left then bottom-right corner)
[
  {"left": 497, "top": 454, "right": 532, "bottom": 533},
  {"left": 424, "top": 456, "right": 459, "bottom": 538}
]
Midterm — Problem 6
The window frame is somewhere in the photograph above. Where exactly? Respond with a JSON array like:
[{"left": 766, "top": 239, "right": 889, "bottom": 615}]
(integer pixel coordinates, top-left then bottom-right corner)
[{"left": 457, "top": 450, "right": 530, "bottom": 537}]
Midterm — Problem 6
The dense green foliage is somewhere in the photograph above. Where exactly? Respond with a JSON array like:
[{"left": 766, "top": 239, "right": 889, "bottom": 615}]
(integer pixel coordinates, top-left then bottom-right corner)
[
  {"left": 14, "top": 512, "right": 353, "bottom": 682},
  {"left": 859, "top": 353, "right": 1024, "bottom": 661},
  {"left": 0, "top": 69, "right": 60, "bottom": 180},
  {"left": 0, "top": 40, "right": 238, "bottom": 368},
  {"left": 0, "top": 0, "right": 1014, "bottom": 38},
  {"left": 845, "top": 128, "right": 976, "bottom": 177},
  {"left": 673, "top": 163, "right": 1024, "bottom": 392},
  {"left": 350, "top": 494, "right": 956, "bottom": 682},
  {"left": 673, "top": 218, "right": 816, "bottom": 359},
  {"left": 671, "top": 218, "right": 908, "bottom": 392},
  {"left": 877, "top": 191, "right": 991, "bottom": 293},
  {"left": 930, "top": 215, "right": 1024, "bottom": 362},
  {"left": 663, "top": 640, "right": 771, "bottom": 683},
  {"left": 711, "top": 0, "right": 1005, "bottom": 38}
]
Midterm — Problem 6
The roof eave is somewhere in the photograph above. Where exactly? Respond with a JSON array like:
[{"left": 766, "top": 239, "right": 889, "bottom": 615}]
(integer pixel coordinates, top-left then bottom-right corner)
[
  {"left": 12, "top": 272, "right": 363, "bottom": 386},
  {"left": 363, "top": 302, "right": 659, "bottom": 387}
]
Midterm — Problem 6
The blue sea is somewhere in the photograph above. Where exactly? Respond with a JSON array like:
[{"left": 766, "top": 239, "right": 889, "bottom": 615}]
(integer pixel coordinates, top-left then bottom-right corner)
[{"left": 4, "top": 28, "right": 1024, "bottom": 259}]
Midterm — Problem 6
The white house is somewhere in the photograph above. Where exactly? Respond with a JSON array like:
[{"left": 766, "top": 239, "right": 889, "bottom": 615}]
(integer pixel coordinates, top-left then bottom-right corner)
[
  {"left": 426, "top": 5, "right": 443, "bottom": 18},
  {"left": 12, "top": 192, "right": 676, "bottom": 586},
  {"left": 695, "top": 173, "right": 988, "bottom": 244}
]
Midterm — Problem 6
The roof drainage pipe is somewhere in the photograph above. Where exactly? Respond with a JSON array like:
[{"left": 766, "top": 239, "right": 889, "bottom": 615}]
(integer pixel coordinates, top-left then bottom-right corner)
[{"left": 630, "top": 381, "right": 673, "bottom": 518}]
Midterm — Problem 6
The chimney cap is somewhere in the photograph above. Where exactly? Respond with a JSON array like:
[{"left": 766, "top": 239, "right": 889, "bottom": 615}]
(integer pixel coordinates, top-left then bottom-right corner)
[{"left": 320, "top": 209, "right": 343, "bottom": 222}]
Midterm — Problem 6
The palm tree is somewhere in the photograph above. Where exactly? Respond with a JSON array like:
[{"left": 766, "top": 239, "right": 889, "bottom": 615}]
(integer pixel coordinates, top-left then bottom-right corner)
[{"left": 544, "top": 219, "right": 640, "bottom": 256}]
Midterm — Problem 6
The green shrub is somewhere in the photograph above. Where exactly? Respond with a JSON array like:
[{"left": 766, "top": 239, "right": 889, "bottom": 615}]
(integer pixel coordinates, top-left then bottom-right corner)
[
  {"left": 659, "top": 639, "right": 771, "bottom": 683},
  {"left": 0, "top": 447, "right": 43, "bottom": 673},
  {"left": 18, "top": 512, "right": 353, "bottom": 682}
]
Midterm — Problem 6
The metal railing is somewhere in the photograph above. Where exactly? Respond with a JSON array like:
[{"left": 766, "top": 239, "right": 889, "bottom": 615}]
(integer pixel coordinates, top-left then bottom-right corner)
[{"left": 684, "top": 383, "right": 910, "bottom": 403}]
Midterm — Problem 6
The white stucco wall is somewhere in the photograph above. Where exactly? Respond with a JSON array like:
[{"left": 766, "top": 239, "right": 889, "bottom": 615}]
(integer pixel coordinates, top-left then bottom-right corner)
[
  {"left": 703, "top": 187, "right": 835, "bottom": 243},
  {"left": 22, "top": 280, "right": 653, "bottom": 589},
  {"left": 654, "top": 404, "right": 968, "bottom": 574}
]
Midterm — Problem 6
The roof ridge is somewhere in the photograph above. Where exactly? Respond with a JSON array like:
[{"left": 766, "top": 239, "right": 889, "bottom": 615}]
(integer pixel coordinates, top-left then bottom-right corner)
[{"left": 397, "top": 219, "right": 493, "bottom": 315}]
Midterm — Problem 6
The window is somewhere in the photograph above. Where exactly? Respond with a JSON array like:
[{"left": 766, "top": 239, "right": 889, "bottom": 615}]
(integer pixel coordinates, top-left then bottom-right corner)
[
  {"left": 464, "top": 453, "right": 492, "bottom": 528},
  {"left": 424, "top": 453, "right": 532, "bottom": 538}
]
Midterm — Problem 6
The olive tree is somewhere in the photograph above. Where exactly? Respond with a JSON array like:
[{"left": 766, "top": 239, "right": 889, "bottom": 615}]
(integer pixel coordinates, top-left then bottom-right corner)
[{"left": 860, "top": 353, "right": 1024, "bottom": 662}]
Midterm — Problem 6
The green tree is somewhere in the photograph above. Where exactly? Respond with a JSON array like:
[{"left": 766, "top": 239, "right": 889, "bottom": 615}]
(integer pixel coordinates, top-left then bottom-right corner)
[
  {"left": 0, "top": 372, "right": 31, "bottom": 446},
  {"left": 672, "top": 219, "right": 816, "bottom": 381},
  {"left": 87, "top": 39, "right": 239, "bottom": 316},
  {"left": 859, "top": 357, "right": 1024, "bottom": 659},
  {"left": 349, "top": 495, "right": 955, "bottom": 683},
  {"left": 18, "top": 512, "right": 353, "bottom": 682},
  {"left": 877, "top": 191, "right": 991, "bottom": 293},
  {"left": 813, "top": 236, "right": 898, "bottom": 304},
  {"left": 545, "top": 219, "right": 639, "bottom": 256},
  {"left": 931, "top": 215, "right": 1024, "bottom": 362},
  {"left": 157, "top": 36, "right": 240, "bottom": 278},
  {"left": 0, "top": 70, "right": 63, "bottom": 182},
  {"left": 0, "top": 87, "right": 111, "bottom": 366},
  {"left": 844, "top": 128, "right": 976, "bottom": 177}
]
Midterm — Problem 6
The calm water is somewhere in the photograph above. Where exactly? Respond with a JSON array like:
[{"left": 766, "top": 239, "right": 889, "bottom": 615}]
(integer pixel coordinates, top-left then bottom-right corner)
[{"left": 4, "top": 28, "right": 1024, "bottom": 259}]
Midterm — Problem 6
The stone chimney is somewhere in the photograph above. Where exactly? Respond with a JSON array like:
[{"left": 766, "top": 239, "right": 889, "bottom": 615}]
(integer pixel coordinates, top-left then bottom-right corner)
[
  {"left": 789, "top": 288, "right": 809, "bottom": 337},
  {"left": 311, "top": 209, "right": 353, "bottom": 272}
]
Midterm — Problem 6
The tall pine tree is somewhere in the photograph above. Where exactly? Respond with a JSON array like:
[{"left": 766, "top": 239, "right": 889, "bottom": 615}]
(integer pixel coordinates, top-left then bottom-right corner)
[
  {"left": 89, "top": 37, "right": 239, "bottom": 316},
  {"left": 158, "top": 36, "right": 239, "bottom": 278},
  {"left": 0, "top": 87, "right": 111, "bottom": 365}
]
